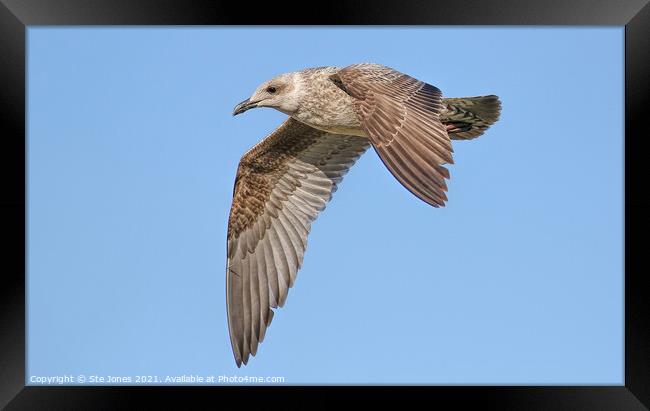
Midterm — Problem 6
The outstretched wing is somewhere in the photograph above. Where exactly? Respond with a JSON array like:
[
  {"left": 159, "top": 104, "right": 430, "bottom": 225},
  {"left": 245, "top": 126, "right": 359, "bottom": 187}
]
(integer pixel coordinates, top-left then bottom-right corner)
[
  {"left": 333, "top": 63, "right": 454, "bottom": 207},
  {"left": 227, "top": 118, "right": 370, "bottom": 366}
]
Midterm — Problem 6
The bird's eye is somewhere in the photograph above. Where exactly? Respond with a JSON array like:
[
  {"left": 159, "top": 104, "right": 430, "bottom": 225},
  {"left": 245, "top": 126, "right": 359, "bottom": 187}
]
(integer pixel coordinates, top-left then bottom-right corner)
[{"left": 266, "top": 86, "right": 277, "bottom": 94}]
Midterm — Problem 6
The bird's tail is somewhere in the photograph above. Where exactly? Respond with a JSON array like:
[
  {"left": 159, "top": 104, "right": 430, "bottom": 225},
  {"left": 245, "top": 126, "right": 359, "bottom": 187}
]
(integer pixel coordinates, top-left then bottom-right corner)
[{"left": 440, "top": 95, "right": 501, "bottom": 140}]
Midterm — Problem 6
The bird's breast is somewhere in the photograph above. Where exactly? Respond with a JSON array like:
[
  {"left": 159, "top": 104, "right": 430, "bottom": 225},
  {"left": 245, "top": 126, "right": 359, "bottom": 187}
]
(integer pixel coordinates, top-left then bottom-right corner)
[
  {"left": 292, "top": 79, "right": 365, "bottom": 136},
  {"left": 298, "top": 121, "right": 368, "bottom": 137}
]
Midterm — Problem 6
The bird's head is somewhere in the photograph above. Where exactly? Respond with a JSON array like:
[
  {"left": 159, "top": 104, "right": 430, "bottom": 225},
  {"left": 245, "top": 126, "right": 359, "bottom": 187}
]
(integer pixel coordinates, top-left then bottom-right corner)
[{"left": 232, "top": 72, "right": 302, "bottom": 117}]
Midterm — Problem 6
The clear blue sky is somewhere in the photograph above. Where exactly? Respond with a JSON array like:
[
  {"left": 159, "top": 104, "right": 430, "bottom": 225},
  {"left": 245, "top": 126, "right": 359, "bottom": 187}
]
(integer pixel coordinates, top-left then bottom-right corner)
[{"left": 27, "top": 27, "right": 623, "bottom": 385}]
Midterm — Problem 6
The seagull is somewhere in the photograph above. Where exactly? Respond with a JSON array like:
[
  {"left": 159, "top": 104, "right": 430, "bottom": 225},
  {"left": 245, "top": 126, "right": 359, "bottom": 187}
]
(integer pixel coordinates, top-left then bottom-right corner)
[{"left": 227, "top": 63, "right": 501, "bottom": 366}]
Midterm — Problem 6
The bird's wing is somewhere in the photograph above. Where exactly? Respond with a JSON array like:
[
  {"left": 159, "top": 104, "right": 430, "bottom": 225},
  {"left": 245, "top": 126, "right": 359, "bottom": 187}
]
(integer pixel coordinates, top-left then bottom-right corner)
[
  {"left": 333, "top": 63, "right": 454, "bottom": 207},
  {"left": 227, "top": 118, "right": 370, "bottom": 366}
]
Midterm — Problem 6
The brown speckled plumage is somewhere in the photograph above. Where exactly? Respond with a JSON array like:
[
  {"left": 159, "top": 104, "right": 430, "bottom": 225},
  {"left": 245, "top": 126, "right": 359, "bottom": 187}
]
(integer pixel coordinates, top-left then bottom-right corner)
[{"left": 227, "top": 63, "right": 501, "bottom": 366}]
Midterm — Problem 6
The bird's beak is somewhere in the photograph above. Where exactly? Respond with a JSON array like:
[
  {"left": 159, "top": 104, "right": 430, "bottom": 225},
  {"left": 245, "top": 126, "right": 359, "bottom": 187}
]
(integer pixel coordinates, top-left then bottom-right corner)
[{"left": 232, "top": 98, "right": 258, "bottom": 116}]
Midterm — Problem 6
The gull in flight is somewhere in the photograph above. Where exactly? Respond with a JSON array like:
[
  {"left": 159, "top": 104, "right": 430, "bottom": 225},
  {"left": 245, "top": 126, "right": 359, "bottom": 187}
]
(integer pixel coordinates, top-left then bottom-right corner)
[{"left": 227, "top": 63, "right": 501, "bottom": 366}]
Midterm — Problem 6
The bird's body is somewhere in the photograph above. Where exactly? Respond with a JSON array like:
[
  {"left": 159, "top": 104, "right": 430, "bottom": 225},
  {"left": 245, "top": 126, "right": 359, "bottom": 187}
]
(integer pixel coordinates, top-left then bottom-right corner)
[
  {"left": 280, "top": 66, "right": 365, "bottom": 136},
  {"left": 227, "top": 63, "right": 501, "bottom": 366}
]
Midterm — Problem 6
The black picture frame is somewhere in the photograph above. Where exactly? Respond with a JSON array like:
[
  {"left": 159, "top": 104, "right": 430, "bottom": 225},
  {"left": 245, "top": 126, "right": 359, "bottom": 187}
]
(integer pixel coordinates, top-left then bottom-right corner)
[{"left": 1, "top": 0, "right": 648, "bottom": 409}]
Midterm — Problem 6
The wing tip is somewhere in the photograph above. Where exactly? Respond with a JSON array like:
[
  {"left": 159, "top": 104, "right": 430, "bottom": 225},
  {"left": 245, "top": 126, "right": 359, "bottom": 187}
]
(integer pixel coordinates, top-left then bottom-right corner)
[{"left": 425, "top": 197, "right": 447, "bottom": 208}]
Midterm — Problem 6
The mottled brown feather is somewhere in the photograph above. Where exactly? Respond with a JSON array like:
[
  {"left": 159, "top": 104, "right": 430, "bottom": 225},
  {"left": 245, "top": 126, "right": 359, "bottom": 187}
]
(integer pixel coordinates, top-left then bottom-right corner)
[
  {"left": 335, "top": 63, "right": 454, "bottom": 207},
  {"left": 226, "top": 118, "right": 369, "bottom": 366},
  {"left": 440, "top": 95, "right": 502, "bottom": 140}
]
